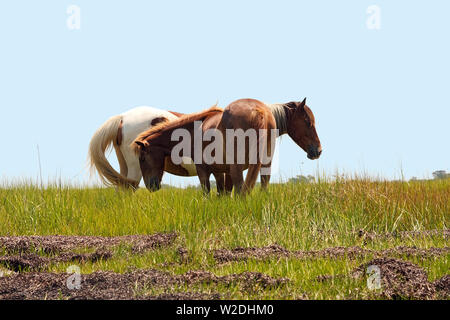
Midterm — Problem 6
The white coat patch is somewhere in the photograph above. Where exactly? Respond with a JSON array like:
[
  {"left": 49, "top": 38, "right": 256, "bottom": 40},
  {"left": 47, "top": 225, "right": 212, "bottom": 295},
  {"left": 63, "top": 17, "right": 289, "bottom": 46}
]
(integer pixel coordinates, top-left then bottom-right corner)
[{"left": 181, "top": 157, "right": 197, "bottom": 175}]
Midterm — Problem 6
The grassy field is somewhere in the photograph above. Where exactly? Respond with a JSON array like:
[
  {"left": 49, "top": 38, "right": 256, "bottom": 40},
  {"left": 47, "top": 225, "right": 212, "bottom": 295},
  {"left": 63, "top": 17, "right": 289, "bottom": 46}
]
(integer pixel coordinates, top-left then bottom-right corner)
[{"left": 0, "top": 177, "right": 449, "bottom": 299}]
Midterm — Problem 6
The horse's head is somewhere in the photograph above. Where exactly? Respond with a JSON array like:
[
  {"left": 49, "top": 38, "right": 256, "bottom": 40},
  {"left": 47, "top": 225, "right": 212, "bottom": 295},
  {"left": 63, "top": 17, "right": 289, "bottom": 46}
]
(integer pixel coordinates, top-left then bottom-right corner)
[
  {"left": 134, "top": 140, "right": 167, "bottom": 191},
  {"left": 285, "top": 98, "right": 322, "bottom": 160}
]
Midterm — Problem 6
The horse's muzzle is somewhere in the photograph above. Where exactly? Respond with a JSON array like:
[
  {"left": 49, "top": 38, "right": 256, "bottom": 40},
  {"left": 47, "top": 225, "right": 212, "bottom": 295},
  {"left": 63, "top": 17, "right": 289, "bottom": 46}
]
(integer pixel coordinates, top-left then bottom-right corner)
[
  {"left": 307, "top": 146, "right": 322, "bottom": 160},
  {"left": 145, "top": 176, "right": 161, "bottom": 192}
]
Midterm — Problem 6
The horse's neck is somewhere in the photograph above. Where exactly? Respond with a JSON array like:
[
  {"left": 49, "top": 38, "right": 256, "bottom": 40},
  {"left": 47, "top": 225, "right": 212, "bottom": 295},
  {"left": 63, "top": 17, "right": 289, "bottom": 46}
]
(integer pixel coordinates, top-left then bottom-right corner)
[{"left": 266, "top": 103, "right": 288, "bottom": 135}]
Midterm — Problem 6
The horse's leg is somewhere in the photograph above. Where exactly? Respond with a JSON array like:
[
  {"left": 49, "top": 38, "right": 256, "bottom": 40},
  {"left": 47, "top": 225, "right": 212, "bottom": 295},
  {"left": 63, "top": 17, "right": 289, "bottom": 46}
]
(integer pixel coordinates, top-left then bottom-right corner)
[
  {"left": 196, "top": 166, "right": 211, "bottom": 194},
  {"left": 224, "top": 173, "right": 233, "bottom": 194},
  {"left": 260, "top": 162, "right": 272, "bottom": 190},
  {"left": 242, "top": 163, "right": 262, "bottom": 195},
  {"left": 113, "top": 145, "right": 138, "bottom": 190},
  {"left": 213, "top": 172, "right": 225, "bottom": 195},
  {"left": 201, "top": 177, "right": 211, "bottom": 195},
  {"left": 114, "top": 145, "right": 128, "bottom": 178},
  {"left": 259, "top": 114, "right": 276, "bottom": 191},
  {"left": 214, "top": 173, "right": 232, "bottom": 196},
  {"left": 121, "top": 145, "right": 142, "bottom": 189},
  {"left": 260, "top": 174, "right": 271, "bottom": 190},
  {"left": 229, "top": 165, "right": 244, "bottom": 195},
  {"left": 126, "top": 166, "right": 141, "bottom": 190}
]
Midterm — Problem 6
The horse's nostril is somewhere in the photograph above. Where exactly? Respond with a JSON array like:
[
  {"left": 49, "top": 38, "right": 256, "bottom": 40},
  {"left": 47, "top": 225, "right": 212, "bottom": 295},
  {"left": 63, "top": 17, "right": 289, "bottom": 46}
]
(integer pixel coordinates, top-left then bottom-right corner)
[{"left": 309, "top": 146, "right": 321, "bottom": 157}]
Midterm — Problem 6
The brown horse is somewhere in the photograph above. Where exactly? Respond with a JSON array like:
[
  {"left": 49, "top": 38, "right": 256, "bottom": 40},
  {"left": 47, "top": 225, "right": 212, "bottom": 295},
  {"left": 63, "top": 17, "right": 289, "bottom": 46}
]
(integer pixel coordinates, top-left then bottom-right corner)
[
  {"left": 133, "top": 105, "right": 229, "bottom": 192},
  {"left": 217, "top": 98, "right": 322, "bottom": 194},
  {"left": 133, "top": 98, "right": 322, "bottom": 195}
]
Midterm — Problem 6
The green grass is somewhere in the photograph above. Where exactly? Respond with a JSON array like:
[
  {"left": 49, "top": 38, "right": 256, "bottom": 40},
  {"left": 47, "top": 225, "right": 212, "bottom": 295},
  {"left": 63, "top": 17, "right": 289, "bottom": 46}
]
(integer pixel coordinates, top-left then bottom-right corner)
[{"left": 0, "top": 177, "right": 449, "bottom": 299}]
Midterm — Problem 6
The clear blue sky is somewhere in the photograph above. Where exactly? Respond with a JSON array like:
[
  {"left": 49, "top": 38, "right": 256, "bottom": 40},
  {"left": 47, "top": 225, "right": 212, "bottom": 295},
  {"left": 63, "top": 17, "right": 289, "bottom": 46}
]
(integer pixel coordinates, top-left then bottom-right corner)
[{"left": 0, "top": 1, "right": 448, "bottom": 186}]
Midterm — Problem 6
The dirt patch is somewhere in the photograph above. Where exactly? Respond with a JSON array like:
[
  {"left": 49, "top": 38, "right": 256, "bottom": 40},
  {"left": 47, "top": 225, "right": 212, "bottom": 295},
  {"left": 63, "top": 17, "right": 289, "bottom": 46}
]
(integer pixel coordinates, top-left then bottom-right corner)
[
  {"left": 0, "top": 233, "right": 174, "bottom": 272},
  {"left": 0, "top": 233, "right": 177, "bottom": 254},
  {"left": 177, "top": 247, "right": 190, "bottom": 264},
  {"left": 213, "top": 244, "right": 449, "bottom": 263},
  {"left": 357, "top": 229, "right": 449, "bottom": 241},
  {"left": 0, "top": 254, "right": 50, "bottom": 272},
  {"left": 180, "top": 270, "right": 289, "bottom": 290},
  {"left": 58, "top": 249, "right": 113, "bottom": 263},
  {"left": 380, "top": 246, "right": 449, "bottom": 258},
  {"left": 0, "top": 249, "right": 113, "bottom": 272},
  {"left": 0, "top": 269, "right": 288, "bottom": 300},
  {"left": 433, "top": 275, "right": 450, "bottom": 298},
  {"left": 352, "top": 258, "right": 441, "bottom": 299},
  {"left": 214, "top": 245, "right": 289, "bottom": 263},
  {"left": 316, "top": 258, "right": 449, "bottom": 299},
  {"left": 0, "top": 266, "right": 15, "bottom": 277}
]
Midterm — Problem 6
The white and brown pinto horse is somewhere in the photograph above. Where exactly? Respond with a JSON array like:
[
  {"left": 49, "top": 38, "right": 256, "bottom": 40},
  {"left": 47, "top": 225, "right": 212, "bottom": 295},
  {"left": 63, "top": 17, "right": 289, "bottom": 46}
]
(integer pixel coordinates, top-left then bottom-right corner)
[{"left": 88, "top": 106, "right": 197, "bottom": 189}]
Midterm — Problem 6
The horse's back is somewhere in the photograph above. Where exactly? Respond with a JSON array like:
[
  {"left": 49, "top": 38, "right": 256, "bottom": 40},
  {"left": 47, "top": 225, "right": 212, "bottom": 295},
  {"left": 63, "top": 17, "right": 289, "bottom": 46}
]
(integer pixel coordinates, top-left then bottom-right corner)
[
  {"left": 221, "top": 99, "right": 275, "bottom": 131},
  {"left": 120, "top": 106, "right": 177, "bottom": 145}
]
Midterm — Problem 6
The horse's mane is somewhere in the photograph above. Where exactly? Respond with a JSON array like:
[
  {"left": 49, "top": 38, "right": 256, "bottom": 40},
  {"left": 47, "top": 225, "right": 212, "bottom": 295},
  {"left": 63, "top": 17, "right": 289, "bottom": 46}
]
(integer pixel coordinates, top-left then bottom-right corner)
[
  {"left": 132, "top": 104, "right": 223, "bottom": 151},
  {"left": 265, "top": 103, "right": 288, "bottom": 135}
]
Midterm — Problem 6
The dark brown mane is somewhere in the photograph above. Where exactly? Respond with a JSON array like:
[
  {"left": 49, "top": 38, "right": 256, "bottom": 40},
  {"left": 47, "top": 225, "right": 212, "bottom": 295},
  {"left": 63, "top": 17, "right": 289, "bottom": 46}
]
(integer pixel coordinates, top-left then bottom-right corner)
[{"left": 132, "top": 104, "right": 222, "bottom": 151}]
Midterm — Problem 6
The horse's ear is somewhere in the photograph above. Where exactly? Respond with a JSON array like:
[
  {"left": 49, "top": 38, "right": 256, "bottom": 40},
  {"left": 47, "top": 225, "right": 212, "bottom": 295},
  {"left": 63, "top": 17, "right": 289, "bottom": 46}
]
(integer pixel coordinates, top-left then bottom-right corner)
[
  {"left": 135, "top": 140, "right": 149, "bottom": 149},
  {"left": 299, "top": 98, "right": 306, "bottom": 108},
  {"left": 296, "top": 98, "right": 306, "bottom": 113}
]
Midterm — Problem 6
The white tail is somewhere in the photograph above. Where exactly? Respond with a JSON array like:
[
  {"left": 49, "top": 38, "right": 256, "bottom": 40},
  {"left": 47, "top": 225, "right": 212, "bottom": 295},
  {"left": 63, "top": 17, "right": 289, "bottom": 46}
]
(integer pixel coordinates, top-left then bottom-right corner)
[{"left": 88, "top": 115, "right": 137, "bottom": 188}]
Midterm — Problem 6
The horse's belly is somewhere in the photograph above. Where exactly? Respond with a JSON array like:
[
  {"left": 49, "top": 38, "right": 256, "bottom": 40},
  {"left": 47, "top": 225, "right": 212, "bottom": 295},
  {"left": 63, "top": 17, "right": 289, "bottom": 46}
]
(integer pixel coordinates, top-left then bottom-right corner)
[
  {"left": 180, "top": 157, "right": 197, "bottom": 176},
  {"left": 164, "top": 157, "right": 197, "bottom": 177}
]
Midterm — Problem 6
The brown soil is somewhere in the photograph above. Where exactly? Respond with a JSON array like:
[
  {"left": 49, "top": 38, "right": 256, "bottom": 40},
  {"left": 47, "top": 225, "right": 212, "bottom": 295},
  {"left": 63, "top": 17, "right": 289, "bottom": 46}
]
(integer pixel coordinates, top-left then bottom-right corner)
[
  {"left": 433, "top": 275, "right": 450, "bottom": 297},
  {"left": 0, "top": 250, "right": 112, "bottom": 272},
  {"left": 1, "top": 233, "right": 446, "bottom": 300},
  {"left": 0, "top": 233, "right": 177, "bottom": 254},
  {"left": 0, "top": 269, "right": 288, "bottom": 300},
  {"left": 0, "top": 254, "right": 50, "bottom": 272},
  {"left": 357, "top": 229, "right": 449, "bottom": 241},
  {"left": 213, "top": 244, "right": 449, "bottom": 263},
  {"left": 0, "top": 233, "right": 176, "bottom": 272},
  {"left": 352, "top": 257, "right": 448, "bottom": 299},
  {"left": 177, "top": 247, "right": 190, "bottom": 264}
]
